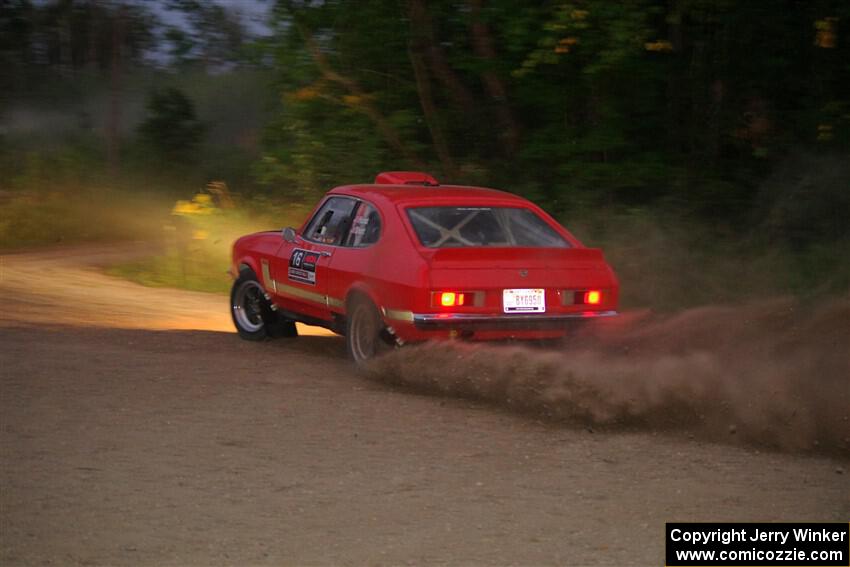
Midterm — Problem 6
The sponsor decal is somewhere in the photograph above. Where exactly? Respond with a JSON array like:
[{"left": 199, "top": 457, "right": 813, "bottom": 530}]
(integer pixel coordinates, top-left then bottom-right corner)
[{"left": 288, "top": 248, "right": 320, "bottom": 285}]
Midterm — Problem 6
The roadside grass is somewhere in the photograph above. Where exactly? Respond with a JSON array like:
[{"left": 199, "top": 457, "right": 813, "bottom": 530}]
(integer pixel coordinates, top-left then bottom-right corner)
[
  {"left": 104, "top": 195, "right": 313, "bottom": 294},
  {"left": 3, "top": 175, "right": 845, "bottom": 308},
  {"left": 0, "top": 180, "right": 312, "bottom": 295},
  {"left": 124, "top": 201, "right": 848, "bottom": 306},
  {"left": 0, "top": 189, "right": 170, "bottom": 249},
  {"left": 104, "top": 242, "right": 233, "bottom": 294},
  {"left": 569, "top": 209, "right": 850, "bottom": 311}
]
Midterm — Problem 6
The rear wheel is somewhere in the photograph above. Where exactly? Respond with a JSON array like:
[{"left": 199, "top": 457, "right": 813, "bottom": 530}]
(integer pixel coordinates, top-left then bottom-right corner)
[
  {"left": 230, "top": 269, "right": 297, "bottom": 340},
  {"left": 346, "top": 297, "right": 393, "bottom": 365}
]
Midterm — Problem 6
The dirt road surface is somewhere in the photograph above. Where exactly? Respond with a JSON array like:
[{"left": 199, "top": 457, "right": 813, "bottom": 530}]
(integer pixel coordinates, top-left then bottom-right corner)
[{"left": 1, "top": 245, "right": 847, "bottom": 566}]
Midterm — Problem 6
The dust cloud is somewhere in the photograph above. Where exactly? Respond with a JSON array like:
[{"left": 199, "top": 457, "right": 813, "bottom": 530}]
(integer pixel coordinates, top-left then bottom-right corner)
[{"left": 368, "top": 297, "right": 850, "bottom": 456}]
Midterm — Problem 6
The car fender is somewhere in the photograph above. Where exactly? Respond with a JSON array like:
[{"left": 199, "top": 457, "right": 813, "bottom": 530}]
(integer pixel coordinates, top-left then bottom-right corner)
[
  {"left": 344, "top": 281, "right": 382, "bottom": 315},
  {"left": 233, "top": 253, "right": 261, "bottom": 279},
  {"left": 231, "top": 232, "right": 284, "bottom": 282}
]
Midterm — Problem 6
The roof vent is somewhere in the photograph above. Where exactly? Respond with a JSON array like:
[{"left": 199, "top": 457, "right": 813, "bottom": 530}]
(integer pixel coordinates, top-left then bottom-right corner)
[{"left": 374, "top": 171, "right": 439, "bottom": 186}]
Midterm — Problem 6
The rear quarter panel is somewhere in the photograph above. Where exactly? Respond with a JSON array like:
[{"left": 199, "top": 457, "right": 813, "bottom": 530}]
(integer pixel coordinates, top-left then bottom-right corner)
[{"left": 327, "top": 198, "right": 427, "bottom": 314}]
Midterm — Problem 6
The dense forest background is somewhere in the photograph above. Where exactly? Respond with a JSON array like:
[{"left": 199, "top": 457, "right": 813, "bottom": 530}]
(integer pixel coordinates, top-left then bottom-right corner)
[{"left": 1, "top": 0, "right": 848, "bottom": 306}]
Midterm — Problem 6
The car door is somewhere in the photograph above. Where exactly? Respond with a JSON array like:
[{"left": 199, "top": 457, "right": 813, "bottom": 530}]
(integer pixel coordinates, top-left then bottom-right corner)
[
  {"left": 268, "top": 196, "right": 358, "bottom": 322},
  {"left": 324, "top": 200, "right": 383, "bottom": 311}
]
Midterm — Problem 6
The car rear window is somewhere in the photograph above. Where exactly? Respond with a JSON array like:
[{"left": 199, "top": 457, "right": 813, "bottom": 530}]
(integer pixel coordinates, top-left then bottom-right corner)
[{"left": 406, "top": 206, "right": 570, "bottom": 248}]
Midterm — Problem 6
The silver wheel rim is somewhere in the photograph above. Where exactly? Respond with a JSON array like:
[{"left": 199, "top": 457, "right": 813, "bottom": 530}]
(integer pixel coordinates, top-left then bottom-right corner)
[{"left": 233, "top": 280, "right": 265, "bottom": 332}]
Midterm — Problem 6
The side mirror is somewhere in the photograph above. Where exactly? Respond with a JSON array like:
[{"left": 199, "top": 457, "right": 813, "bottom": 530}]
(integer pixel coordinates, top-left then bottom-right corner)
[{"left": 282, "top": 227, "right": 297, "bottom": 243}]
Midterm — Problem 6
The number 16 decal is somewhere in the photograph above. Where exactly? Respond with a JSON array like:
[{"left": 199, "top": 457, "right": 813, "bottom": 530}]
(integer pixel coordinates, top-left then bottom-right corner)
[{"left": 288, "top": 248, "right": 320, "bottom": 285}]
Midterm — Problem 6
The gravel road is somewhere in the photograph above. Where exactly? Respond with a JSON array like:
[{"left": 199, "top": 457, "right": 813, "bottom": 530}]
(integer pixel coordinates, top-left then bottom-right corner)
[{"left": 1, "top": 245, "right": 847, "bottom": 566}]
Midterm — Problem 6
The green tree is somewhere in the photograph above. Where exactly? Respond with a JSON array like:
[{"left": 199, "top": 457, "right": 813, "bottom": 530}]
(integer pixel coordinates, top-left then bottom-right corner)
[
  {"left": 165, "top": 0, "right": 249, "bottom": 69},
  {"left": 258, "top": 0, "right": 849, "bottom": 222},
  {"left": 137, "top": 87, "right": 205, "bottom": 162}
]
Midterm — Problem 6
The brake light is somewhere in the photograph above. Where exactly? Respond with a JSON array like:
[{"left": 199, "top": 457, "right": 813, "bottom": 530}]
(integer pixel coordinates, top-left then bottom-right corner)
[
  {"left": 432, "top": 290, "right": 483, "bottom": 308},
  {"left": 439, "top": 292, "right": 465, "bottom": 307},
  {"left": 584, "top": 290, "right": 601, "bottom": 305}
]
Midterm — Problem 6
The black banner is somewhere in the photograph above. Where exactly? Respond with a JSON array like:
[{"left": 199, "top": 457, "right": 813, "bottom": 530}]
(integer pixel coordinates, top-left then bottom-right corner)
[{"left": 666, "top": 523, "right": 849, "bottom": 566}]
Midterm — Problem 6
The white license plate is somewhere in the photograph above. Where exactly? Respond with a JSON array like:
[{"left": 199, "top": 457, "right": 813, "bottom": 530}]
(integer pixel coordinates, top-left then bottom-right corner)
[{"left": 503, "top": 288, "right": 546, "bottom": 313}]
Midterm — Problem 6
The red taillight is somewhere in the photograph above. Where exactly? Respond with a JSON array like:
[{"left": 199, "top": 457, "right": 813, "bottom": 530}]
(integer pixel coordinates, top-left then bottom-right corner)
[
  {"left": 439, "top": 292, "right": 465, "bottom": 307},
  {"left": 432, "top": 290, "right": 481, "bottom": 308},
  {"left": 584, "top": 290, "right": 601, "bottom": 305}
]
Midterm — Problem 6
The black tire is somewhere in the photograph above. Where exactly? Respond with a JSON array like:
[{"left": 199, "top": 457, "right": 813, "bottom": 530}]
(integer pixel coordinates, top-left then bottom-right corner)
[
  {"left": 266, "top": 316, "right": 298, "bottom": 339},
  {"left": 345, "top": 297, "right": 392, "bottom": 365},
  {"left": 230, "top": 268, "right": 297, "bottom": 340}
]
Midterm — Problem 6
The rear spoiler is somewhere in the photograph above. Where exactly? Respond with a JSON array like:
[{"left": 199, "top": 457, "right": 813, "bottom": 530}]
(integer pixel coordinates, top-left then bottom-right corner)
[{"left": 375, "top": 171, "right": 439, "bottom": 186}]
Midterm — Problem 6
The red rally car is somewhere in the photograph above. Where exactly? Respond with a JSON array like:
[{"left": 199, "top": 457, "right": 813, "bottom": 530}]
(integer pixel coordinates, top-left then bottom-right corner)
[{"left": 230, "top": 172, "right": 619, "bottom": 363}]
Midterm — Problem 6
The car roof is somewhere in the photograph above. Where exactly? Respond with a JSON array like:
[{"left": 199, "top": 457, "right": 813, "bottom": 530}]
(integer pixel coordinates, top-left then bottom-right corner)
[{"left": 327, "top": 184, "right": 533, "bottom": 208}]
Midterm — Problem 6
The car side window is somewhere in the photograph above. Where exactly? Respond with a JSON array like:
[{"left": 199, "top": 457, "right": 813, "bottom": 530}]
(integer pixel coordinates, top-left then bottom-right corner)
[
  {"left": 344, "top": 203, "right": 381, "bottom": 247},
  {"left": 304, "top": 197, "right": 358, "bottom": 245}
]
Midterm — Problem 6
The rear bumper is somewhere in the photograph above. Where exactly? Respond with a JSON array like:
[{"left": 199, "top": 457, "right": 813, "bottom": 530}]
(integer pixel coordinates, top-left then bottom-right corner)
[{"left": 412, "top": 310, "right": 618, "bottom": 330}]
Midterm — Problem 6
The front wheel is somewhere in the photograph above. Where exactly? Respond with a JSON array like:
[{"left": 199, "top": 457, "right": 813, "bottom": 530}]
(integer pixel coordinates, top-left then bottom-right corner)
[
  {"left": 230, "top": 269, "right": 297, "bottom": 340},
  {"left": 346, "top": 298, "right": 393, "bottom": 365}
]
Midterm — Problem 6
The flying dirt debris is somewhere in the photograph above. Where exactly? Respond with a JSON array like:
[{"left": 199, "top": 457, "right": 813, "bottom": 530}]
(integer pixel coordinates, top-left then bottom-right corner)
[{"left": 367, "top": 296, "right": 850, "bottom": 456}]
